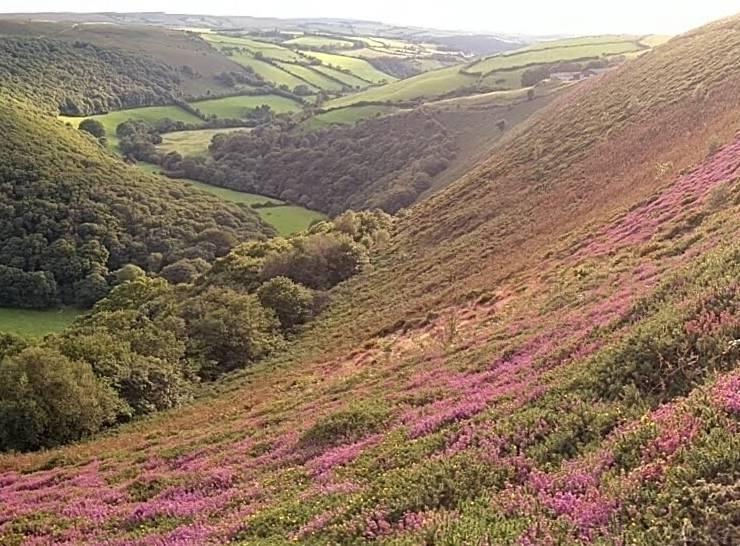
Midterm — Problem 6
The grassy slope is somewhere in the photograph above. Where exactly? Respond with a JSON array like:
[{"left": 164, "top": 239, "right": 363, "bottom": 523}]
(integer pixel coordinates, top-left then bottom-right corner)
[
  {"left": 0, "top": 308, "right": 82, "bottom": 337},
  {"left": 5, "top": 20, "right": 740, "bottom": 546},
  {"left": 303, "top": 105, "right": 400, "bottom": 129}
]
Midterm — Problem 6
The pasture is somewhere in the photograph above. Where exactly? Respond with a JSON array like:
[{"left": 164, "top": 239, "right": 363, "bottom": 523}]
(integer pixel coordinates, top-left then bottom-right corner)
[
  {"left": 284, "top": 35, "right": 356, "bottom": 49},
  {"left": 59, "top": 105, "right": 202, "bottom": 149},
  {"left": 275, "top": 62, "right": 347, "bottom": 92},
  {"left": 301, "top": 51, "right": 394, "bottom": 83},
  {"left": 0, "top": 307, "right": 83, "bottom": 337},
  {"left": 157, "top": 128, "right": 247, "bottom": 156},
  {"left": 190, "top": 95, "right": 302, "bottom": 118},
  {"left": 326, "top": 65, "right": 476, "bottom": 107},
  {"left": 304, "top": 105, "right": 399, "bottom": 129}
]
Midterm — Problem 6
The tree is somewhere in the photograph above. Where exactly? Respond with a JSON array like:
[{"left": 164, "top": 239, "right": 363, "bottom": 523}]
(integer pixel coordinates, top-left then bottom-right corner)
[
  {"left": 257, "top": 276, "right": 315, "bottom": 331},
  {"left": 160, "top": 258, "right": 208, "bottom": 284},
  {"left": 180, "top": 288, "right": 282, "bottom": 379},
  {"left": 78, "top": 119, "right": 106, "bottom": 139},
  {"left": 74, "top": 272, "right": 110, "bottom": 308},
  {"left": 0, "top": 347, "right": 123, "bottom": 451}
]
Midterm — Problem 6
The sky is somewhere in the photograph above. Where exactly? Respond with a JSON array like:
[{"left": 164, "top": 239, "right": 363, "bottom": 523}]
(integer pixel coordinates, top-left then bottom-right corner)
[{"left": 2, "top": 0, "right": 740, "bottom": 36}]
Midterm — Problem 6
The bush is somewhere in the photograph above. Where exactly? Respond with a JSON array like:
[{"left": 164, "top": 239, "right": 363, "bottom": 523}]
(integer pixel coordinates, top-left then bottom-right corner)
[
  {"left": 0, "top": 347, "right": 123, "bottom": 451},
  {"left": 78, "top": 118, "right": 105, "bottom": 138},
  {"left": 299, "top": 402, "right": 389, "bottom": 450},
  {"left": 257, "top": 276, "right": 315, "bottom": 331},
  {"left": 180, "top": 288, "right": 282, "bottom": 379}
]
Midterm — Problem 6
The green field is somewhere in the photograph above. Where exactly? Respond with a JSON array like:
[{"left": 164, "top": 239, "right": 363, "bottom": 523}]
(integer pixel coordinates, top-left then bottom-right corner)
[
  {"left": 466, "top": 37, "right": 644, "bottom": 75},
  {"left": 275, "top": 62, "right": 347, "bottom": 92},
  {"left": 179, "top": 180, "right": 325, "bottom": 235},
  {"left": 0, "top": 308, "right": 83, "bottom": 337},
  {"left": 204, "top": 33, "right": 303, "bottom": 62},
  {"left": 60, "top": 105, "right": 203, "bottom": 149},
  {"left": 326, "top": 65, "right": 475, "bottom": 107},
  {"left": 227, "top": 53, "right": 313, "bottom": 89},
  {"left": 157, "top": 128, "right": 247, "bottom": 156},
  {"left": 137, "top": 164, "right": 325, "bottom": 235},
  {"left": 190, "top": 95, "right": 302, "bottom": 118},
  {"left": 304, "top": 105, "right": 399, "bottom": 129},
  {"left": 312, "top": 65, "right": 370, "bottom": 88},
  {"left": 284, "top": 35, "right": 356, "bottom": 49},
  {"left": 301, "top": 51, "right": 395, "bottom": 83},
  {"left": 255, "top": 205, "right": 327, "bottom": 235}
]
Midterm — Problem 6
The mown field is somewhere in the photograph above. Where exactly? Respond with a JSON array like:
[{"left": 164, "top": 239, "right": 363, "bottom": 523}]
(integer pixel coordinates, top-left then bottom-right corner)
[
  {"left": 190, "top": 94, "right": 303, "bottom": 118},
  {"left": 0, "top": 308, "right": 82, "bottom": 337}
]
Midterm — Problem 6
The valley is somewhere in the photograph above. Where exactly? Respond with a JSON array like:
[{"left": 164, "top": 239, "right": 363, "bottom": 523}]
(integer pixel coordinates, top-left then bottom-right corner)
[{"left": 0, "top": 6, "right": 739, "bottom": 546}]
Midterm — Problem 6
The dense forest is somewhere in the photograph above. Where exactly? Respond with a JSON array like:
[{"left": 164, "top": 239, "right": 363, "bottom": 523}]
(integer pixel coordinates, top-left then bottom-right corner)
[
  {"left": 0, "top": 210, "right": 392, "bottom": 451},
  {"left": 0, "top": 36, "right": 183, "bottom": 115},
  {"left": 157, "top": 110, "right": 458, "bottom": 214},
  {"left": 0, "top": 96, "right": 273, "bottom": 309}
]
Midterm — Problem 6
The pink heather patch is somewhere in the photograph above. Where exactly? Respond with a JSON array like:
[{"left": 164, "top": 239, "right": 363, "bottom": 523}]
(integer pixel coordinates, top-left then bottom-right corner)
[
  {"left": 714, "top": 372, "right": 740, "bottom": 414},
  {"left": 307, "top": 434, "right": 382, "bottom": 479},
  {"left": 407, "top": 395, "right": 489, "bottom": 438},
  {"left": 291, "top": 510, "right": 340, "bottom": 540},
  {"left": 580, "top": 136, "right": 740, "bottom": 258}
]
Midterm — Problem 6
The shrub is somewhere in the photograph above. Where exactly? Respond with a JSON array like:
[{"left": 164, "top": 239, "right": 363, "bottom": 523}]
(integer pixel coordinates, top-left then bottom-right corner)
[
  {"left": 299, "top": 402, "right": 389, "bottom": 450},
  {"left": 78, "top": 118, "right": 105, "bottom": 138},
  {"left": 180, "top": 288, "right": 282, "bottom": 379},
  {"left": 257, "top": 276, "right": 315, "bottom": 331},
  {"left": 0, "top": 347, "right": 123, "bottom": 451}
]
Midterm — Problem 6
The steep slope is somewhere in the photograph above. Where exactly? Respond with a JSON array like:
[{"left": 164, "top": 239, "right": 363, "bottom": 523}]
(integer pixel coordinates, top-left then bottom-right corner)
[
  {"left": 2, "top": 15, "right": 740, "bottom": 546},
  {"left": 0, "top": 96, "right": 272, "bottom": 307}
]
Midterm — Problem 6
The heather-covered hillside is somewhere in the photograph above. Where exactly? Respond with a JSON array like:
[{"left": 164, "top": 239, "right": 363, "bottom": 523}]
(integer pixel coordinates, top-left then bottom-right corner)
[{"left": 1, "top": 14, "right": 740, "bottom": 546}]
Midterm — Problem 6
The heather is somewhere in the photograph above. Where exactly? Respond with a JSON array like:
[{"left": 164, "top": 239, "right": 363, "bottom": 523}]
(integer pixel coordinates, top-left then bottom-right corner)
[{"left": 2, "top": 15, "right": 740, "bottom": 546}]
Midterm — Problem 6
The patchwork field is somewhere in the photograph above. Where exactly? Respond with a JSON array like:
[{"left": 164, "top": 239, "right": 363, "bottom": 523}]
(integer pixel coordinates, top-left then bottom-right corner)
[
  {"left": 301, "top": 50, "right": 395, "bottom": 83},
  {"left": 0, "top": 308, "right": 82, "bottom": 337},
  {"left": 190, "top": 94, "right": 302, "bottom": 118},
  {"left": 465, "top": 36, "right": 646, "bottom": 75}
]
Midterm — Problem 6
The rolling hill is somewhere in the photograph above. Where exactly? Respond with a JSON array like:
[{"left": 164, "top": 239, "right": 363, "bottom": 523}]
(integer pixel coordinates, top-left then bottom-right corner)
[{"left": 1, "top": 12, "right": 740, "bottom": 546}]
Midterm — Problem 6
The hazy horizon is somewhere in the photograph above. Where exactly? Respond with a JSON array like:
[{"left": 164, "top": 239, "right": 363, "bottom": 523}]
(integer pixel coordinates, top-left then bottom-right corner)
[{"left": 1, "top": 1, "right": 739, "bottom": 36}]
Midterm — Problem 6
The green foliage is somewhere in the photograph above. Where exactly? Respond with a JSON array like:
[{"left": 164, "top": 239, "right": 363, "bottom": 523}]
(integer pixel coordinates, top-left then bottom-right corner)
[
  {"left": 180, "top": 287, "right": 282, "bottom": 379},
  {"left": 0, "top": 98, "right": 273, "bottom": 308},
  {"left": 257, "top": 276, "right": 315, "bottom": 330},
  {"left": 78, "top": 118, "right": 105, "bottom": 138},
  {"left": 0, "top": 36, "right": 182, "bottom": 115},
  {"left": 299, "top": 402, "right": 389, "bottom": 450},
  {"left": 0, "top": 347, "right": 123, "bottom": 451},
  {"left": 161, "top": 110, "right": 456, "bottom": 214}
]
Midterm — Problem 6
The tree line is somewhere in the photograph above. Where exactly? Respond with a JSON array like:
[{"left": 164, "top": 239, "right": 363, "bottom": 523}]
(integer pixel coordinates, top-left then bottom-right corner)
[
  {"left": 0, "top": 36, "right": 184, "bottom": 116},
  {"left": 153, "top": 110, "right": 458, "bottom": 215},
  {"left": 0, "top": 210, "right": 392, "bottom": 452}
]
